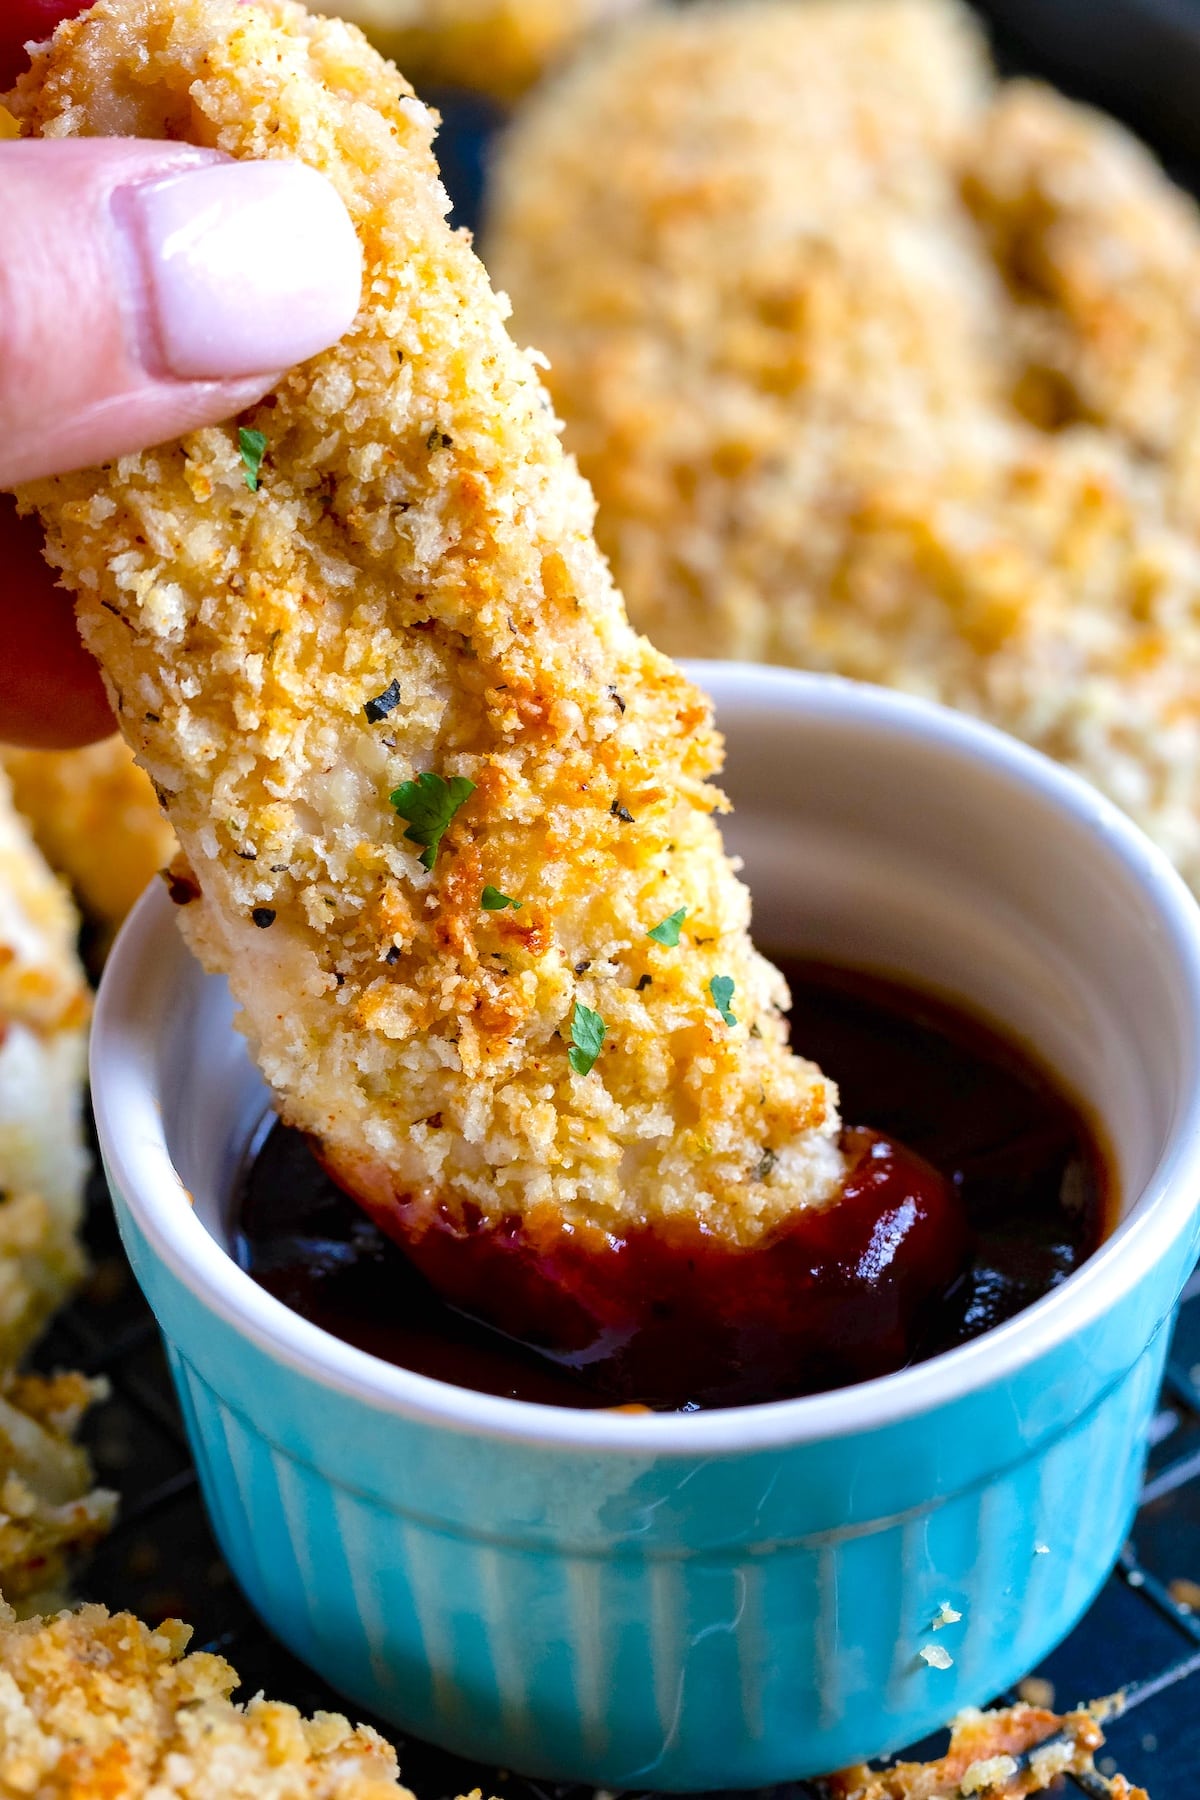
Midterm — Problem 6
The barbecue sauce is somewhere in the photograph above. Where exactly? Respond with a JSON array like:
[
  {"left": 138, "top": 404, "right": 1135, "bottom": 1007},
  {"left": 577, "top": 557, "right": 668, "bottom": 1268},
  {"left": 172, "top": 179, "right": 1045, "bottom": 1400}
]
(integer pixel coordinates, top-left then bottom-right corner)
[{"left": 236, "top": 958, "right": 1111, "bottom": 1411}]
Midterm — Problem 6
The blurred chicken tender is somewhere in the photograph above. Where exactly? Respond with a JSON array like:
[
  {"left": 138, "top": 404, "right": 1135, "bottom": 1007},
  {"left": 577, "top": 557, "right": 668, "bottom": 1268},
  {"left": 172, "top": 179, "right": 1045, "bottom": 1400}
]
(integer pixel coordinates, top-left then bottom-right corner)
[
  {"left": 309, "top": 0, "right": 646, "bottom": 103},
  {"left": 3, "top": 739, "right": 176, "bottom": 949},
  {"left": 0, "top": 770, "right": 89, "bottom": 1365},
  {"left": 0, "top": 1600, "right": 415, "bottom": 1799},
  {"left": 489, "top": 0, "right": 1200, "bottom": 892},
  {"left": 0, "top": 1372, "right": 115, "bottom": 1615},
  {"left": 10, "top": 0, "right": 844, "bottom": 1252}
]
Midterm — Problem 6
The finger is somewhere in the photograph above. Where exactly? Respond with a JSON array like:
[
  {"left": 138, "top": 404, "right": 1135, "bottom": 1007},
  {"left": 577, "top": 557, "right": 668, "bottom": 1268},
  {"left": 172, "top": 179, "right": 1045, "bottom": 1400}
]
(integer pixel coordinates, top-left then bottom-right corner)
[
  {"left": 0, "top": 495, "right": 114, "bottom": 748},
  {"left": 0, "top": 138, "right": 362, "bottom": 485}
]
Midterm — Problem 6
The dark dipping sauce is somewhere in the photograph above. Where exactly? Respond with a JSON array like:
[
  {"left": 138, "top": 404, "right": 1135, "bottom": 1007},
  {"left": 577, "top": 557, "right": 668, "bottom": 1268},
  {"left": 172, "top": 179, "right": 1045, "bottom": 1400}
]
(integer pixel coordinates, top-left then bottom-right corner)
[{"left": 236, "top": 958, "right": 1113, "bottom": 1412}]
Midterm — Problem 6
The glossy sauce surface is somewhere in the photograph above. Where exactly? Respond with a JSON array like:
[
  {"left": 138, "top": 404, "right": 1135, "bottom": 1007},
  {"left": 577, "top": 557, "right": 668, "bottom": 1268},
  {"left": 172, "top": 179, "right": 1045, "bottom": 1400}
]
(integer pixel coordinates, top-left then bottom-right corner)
[{"left": 235, "top": 958, "right": 1112, "bottom": 1411}]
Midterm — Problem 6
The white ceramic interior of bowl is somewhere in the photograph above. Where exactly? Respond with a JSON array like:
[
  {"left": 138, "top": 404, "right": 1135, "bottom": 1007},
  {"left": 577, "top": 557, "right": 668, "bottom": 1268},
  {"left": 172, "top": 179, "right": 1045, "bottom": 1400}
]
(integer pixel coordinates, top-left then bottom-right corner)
[{"left": 94, "top": 665, "right": 1200, "bottom": 1450}]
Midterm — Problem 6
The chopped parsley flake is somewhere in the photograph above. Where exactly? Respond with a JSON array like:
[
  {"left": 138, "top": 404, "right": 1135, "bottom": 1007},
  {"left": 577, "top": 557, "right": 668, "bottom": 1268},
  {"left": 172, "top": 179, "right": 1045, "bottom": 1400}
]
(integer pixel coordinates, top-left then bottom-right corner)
[
  {"left": 709, "top": 974, "right": 737, "bottom": 1026},
  {"left": 238, "top": 427, "right": 267, "bottom": 492},
  {"left": 364, "top": 678, "right": 402, "bottom": 723},
  {"left": 389, "top": 771, "right": 475, "bottom": 870},
  {"left": 568, "top": 1002, "right": 606, "bottom": 1076},
  {"left": 482, "top": 885, "right": 521, "bottom": 912},
  {"left": 648, "top": 907, "right": 687, "bottom": 947}
]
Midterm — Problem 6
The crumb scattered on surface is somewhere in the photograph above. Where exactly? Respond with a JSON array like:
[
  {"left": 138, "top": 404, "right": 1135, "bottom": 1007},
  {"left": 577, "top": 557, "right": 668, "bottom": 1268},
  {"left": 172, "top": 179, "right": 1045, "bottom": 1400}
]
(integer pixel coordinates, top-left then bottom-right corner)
[{"left": 828, "top": 1700, "right": 1147, "bottom": 1799}]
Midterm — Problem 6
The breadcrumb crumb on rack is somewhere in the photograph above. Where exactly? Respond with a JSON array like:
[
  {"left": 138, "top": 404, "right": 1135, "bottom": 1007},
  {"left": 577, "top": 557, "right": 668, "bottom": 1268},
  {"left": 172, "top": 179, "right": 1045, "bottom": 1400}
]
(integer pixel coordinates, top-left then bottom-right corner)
[
  {"left": 488, "top": 0, "right": 1200, "bottom": 895},
  {"left": 826, "top": 1700, "right": 1147, "bottom": 1799},
  {"left": 8, "top": 0, "right": 844, "bottom": 1252}
]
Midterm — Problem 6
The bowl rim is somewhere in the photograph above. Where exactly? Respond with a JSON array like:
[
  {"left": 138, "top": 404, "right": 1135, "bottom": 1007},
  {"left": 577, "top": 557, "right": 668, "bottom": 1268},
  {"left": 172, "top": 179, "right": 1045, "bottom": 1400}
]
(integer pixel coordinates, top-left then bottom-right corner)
[{"left": 93, "top": 665, "right": 1200, "bottom": 1456}]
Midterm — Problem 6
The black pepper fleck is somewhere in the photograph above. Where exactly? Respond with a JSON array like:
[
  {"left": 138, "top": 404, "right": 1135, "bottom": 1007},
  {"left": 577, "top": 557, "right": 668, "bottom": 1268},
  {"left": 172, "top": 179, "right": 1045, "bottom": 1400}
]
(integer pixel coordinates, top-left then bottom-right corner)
[
  {"left": 574, "top": 960, "right": 591, "bottom": 975},
  {"left": 364, "top": 678, "right": 402, "bottom": 723},
  {"left": 636, "top": 973, "right": 652, "bottom": 992},
  {"left": 611, "top": 800, "right": 635, "bottom": 823},
  {"left": 252, "top": 908, "right": 276, "bottom": 929},
  {"left": 385, "top": 946, "right": 402, "bottom": 965}
]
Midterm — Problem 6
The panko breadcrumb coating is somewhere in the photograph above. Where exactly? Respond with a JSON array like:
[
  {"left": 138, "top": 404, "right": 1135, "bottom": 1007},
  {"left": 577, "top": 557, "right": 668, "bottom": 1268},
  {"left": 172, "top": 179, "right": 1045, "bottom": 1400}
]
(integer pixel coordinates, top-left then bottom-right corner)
[
  {"left": 9, "top": 0, "right": 848, "bottom": 1258},
  {"left": 308, "top": 0, "right": 646, "bottom": 104},
  {"left": 0, "top": 770, "right": 89, "bottom": 1365},
  {"left": 0, "top": 1601, "right": 418, "bottom": 1800},
  {"left": 829, "top": 1699, "right": 1147, "bottom": 1800},
  {"left": 0, "top": 1371, "right": 116, "bottom": 1615},
  {"left": 488, "top": 0, "right": 1200, "bottom": 893},
  {"left": 2, "top": 739, "right": 176, "bottom": 950}
]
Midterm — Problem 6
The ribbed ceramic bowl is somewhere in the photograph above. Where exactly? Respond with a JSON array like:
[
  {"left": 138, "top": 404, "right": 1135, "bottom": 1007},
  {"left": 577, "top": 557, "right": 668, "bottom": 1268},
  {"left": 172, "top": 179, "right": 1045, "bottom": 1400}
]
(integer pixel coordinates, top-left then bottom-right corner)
[{"left": 92, "top": 667, "right": 1200, "bottom": 1789}]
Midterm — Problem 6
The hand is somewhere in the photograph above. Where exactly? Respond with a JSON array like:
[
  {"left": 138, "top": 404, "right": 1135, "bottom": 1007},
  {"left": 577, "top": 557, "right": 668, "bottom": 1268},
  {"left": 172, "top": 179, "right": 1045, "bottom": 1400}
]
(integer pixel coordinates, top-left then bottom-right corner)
[{"left": 0, "top": 4, "right": 362, "bottom": 747}]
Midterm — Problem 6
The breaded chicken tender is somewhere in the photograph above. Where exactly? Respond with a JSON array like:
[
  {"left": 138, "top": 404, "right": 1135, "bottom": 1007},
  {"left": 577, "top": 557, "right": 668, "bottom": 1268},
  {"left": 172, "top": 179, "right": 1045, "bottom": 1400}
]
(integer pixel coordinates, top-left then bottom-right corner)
[
  {"left": 0, "top": 772, "right": 90, "bottom": 1365},
  {"left": 829, "top": 1699, "right": 1146, "bottom": 1800},
  {"left": 489, "top": 0, "right": 1200, "bottom": 893},
  {"left": 308, "top": 0, "right": 646, "bottom": 104},
  {"left": 9, "top": 0, "right": 849, "bottom": 1267},
  {"left": 2, "top": 739, "right": 176, "bottom": 950},
  {"left": 0, "top": 1371, "right": 115, "bottom": 1615},
  {"left": 0, "top": 1600, "right": 416, "bottom": 1800}
]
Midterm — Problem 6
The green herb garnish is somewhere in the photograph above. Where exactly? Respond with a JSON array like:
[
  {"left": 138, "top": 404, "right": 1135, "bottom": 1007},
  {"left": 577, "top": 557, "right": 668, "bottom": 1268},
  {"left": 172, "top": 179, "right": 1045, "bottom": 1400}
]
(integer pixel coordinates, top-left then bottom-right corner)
[
  {"left": 238, "top": 427, "right": 267, "bottom": 492},
  {"left": 709, "top": 975, "right": 737, "bottom": 1027},
  {"left": 648, "top": 907, "right": 687, "bottom": 947},
  {"left": 568, "top": 1002, "right": 606, "bottom": 1076},
  {"left": 389, "top": 772, "right": 475, "bottom": 870},
  {"left": 482, "top": 885, "right": 521, "bottom": 911}
]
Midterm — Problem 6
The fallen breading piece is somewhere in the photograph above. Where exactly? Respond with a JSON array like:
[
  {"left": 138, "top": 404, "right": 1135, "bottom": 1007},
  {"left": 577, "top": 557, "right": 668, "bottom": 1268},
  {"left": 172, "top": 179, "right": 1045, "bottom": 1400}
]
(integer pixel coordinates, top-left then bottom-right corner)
[
  {"left": 2, "top": 739, "right": 176, "bottom": 953},
  {"left": 310, "top": 0, "right": 646, "bottom": 103},
  {"left": 0, "top": 769, "right": 90, "bottom": 1365},
  {"left": 0, "top": 1371, "right": 116, "bottom": 1616},
  {"left": 0, "top": 1600, "right": 416, "bottom": 1799},
  {"left": 827, "top": 1700, "right": 1147, "bottom": 1799},
  {"left": 488, "top": 0, "right": 1200, "bottom": 896},
  {"left": 9, "top": 0, "right": 849, "bottom": 1262}
]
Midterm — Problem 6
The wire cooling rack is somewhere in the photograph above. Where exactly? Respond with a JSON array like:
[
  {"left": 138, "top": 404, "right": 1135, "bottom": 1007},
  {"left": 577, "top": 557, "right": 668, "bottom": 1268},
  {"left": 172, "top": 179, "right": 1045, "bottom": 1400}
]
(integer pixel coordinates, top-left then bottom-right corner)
[{"left": 32, "top": 1156, "right": 1200, "bottom": 1800}]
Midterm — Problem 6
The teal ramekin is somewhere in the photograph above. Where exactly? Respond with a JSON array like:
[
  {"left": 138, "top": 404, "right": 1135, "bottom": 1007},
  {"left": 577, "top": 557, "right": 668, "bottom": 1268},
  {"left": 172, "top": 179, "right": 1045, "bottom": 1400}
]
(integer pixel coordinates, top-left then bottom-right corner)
[{"left": 92, "top": 668, "right": 1200, "bottom": 1789}]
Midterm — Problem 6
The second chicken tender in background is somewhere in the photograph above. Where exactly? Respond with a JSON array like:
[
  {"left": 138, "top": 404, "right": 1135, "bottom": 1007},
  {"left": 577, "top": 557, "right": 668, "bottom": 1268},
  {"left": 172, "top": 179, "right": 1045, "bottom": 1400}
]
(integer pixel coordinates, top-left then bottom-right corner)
[
  {"left": 489, "top": 0, "right": 1200, "bottom": 893},
  {"left": 3, "top": 739, "right": 177, "bottom": 955},
  {"left": 304, "top": 0, "right": 646, "bottom": 102}
]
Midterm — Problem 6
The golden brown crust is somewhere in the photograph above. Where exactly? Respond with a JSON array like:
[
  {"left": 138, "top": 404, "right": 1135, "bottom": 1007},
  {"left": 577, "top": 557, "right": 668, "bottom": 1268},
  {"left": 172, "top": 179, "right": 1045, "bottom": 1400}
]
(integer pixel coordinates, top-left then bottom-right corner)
[
  {"left": 11, "top": 0, "right": 842, "bottom": 1247},
  {"left": 489, "top": 0, "right": 1200, "bottom": 894},
  {"left": 0, "top": 1602, "right": 413, "bottom": 1799},
  {"left": 311, "top": 0, "right": 647, "bottom": 104},
  {"left": 828, "top": 1701, "right": 1146, "bottom": 1800},
  {"left": 2, "top": 739, "right": 176, "bottom": 948}
]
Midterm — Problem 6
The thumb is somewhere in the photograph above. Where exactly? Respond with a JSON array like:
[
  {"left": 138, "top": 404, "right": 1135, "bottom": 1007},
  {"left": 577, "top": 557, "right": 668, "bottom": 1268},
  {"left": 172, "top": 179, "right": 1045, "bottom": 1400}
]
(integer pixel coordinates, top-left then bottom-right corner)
[{"left": 0, "top": 138, "right": 362, "bottom": 486}]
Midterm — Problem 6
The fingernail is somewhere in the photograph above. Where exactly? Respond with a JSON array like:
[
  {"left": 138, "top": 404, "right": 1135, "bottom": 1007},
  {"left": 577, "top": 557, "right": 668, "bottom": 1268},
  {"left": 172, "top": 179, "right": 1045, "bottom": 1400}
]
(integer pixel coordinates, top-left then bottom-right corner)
[{"left": 115, "top": 160, "right": 362, "bottom": 380}]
